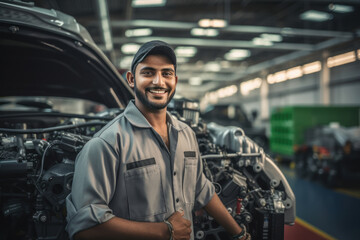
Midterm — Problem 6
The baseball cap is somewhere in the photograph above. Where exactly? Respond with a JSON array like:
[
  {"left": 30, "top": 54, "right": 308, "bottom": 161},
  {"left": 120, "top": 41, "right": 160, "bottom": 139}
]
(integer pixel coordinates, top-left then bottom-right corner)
[{"left": 131, "top": 40, "right": 177, "bottom": 74}]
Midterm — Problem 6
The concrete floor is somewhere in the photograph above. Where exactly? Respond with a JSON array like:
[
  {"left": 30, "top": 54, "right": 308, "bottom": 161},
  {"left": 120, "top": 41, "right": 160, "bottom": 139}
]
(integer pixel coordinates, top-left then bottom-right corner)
[{"left": 280, "top": 165, "right": 360, "bottom": 240}]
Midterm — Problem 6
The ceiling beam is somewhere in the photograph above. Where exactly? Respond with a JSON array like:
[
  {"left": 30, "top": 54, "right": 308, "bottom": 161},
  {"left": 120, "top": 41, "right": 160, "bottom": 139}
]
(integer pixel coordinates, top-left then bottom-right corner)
[
  {"left": 109, "top": 19, "right": 354, "bottom": 38},
  {"left": 214, "top": 37, "right": 355, "bottom": 85},
  {"left": 176, "top": 37, "right": 355, "bottom": 85},
  {"left": 112, "top": 36, "right": 315, "bottom": 50}
]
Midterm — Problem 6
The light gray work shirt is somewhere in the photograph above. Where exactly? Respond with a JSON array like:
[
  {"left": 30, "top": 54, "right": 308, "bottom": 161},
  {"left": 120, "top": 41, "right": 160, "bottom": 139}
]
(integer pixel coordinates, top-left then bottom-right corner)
[{"left": 66, "top": 100, "right": 215, "bottom": 239}]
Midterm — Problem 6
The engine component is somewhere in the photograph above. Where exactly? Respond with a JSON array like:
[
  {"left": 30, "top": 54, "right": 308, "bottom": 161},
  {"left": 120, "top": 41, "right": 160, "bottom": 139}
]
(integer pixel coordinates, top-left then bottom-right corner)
[{"left": 0, "top": 104, "right": 296, "bottom": 240}]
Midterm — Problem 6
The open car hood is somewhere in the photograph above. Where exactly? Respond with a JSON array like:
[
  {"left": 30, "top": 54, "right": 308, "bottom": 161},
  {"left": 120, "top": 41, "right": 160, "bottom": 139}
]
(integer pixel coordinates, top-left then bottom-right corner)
[{"left": 0, "top": 1, "right": 134, "bottom": 109}]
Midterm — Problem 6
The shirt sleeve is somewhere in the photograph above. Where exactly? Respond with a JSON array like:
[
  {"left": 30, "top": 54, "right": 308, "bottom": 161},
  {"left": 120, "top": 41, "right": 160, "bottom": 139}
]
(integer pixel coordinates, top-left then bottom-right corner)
[
  {"left": 66, "top": 137, "right": 119, "bottom": 239},
  {"left": 193, "top": 136, "right": 215, "bottom": 210}
]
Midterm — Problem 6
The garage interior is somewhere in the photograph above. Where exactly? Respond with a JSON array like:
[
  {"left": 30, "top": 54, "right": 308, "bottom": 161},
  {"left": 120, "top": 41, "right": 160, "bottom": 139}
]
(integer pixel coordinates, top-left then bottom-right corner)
[{"left": 5, "top": 0, "right": 360, "bottom": 239}]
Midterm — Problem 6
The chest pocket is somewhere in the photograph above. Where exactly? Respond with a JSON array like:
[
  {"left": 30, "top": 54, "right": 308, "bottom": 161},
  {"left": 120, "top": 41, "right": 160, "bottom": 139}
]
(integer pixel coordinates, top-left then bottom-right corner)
[
  {"left": 183, "top": 153, "right": 197, "bottom": 205},
  {"left": 124, "top": 159, "right": 166, "bottom": 220}
]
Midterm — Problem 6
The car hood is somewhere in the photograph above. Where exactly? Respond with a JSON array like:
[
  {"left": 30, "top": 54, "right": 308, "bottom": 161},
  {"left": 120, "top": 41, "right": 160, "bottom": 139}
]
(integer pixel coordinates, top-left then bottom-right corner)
[{"left": 0, "top": 1, "right": 134, "bottom": 108}]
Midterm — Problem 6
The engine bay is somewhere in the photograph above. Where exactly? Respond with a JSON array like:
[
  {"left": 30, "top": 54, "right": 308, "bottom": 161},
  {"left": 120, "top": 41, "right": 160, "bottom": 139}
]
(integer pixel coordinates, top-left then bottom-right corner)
[{"left": 0, "top": 100, "right": 295, "bottom": 240}]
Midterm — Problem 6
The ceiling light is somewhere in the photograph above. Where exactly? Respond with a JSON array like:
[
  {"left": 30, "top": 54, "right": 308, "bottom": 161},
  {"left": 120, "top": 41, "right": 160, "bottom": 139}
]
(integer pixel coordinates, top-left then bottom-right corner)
[
  {"left": 204, "top": 62, "right": 221, "bottom": 72},
  {"left": 216, "top": 85, "right": 238, "bottom": 98},
  {"left": 176, "top": 57, "right": 189, "bottom": 63},
  {"left": 125, "top": 28, "right": 152, "bottom": 37},
  {"left": 198, "top": 19, "right": 227, "bottom": 28},
  {"left": 198, "top": 19, "right": 211, "bottom": 28},
  {"left": 211, "top": 19, "right": 227, "bottom": 28},
  {"left": 224, "top": 53, "right": 244, "bottom": 61},
  {"left": 329, "top": 4, "right": 354, "bottom": 13},
  {"left": 132, "top": 0, "right": 166, "bottom": 7},
  {"left": 300, "top": 10, "right": 333, "bottom": 22},
  {"left": 190, "top": 28, "right": 219, "bottom": 37},
  {"left": 267, "top": 70, "right": 287, "bottom": 84},
  {"left": 206, "top": 92, "right": 218, "bottom": 104},
  {"left": 302, "top": 61, "right": 321, "bottom": 74},
  {"left": 252, "top": 37, "right": 273, "bottom": 46},
  {"left": 175, "top": 46, "right": 197, "bottom": 57},
  {"left": 224, "top": 49, "right": 251, "bottom": 61},
  {"left": 205, "top": 29, "right": 219, "bottom": 36},
  {"left": 189, "top": 77, "right": 202, "bottom": 86},
  {"left": 327, "top": 51, "right": 356, "bottom": 68},
  {"left": 121, "top": 43, "right": 140, "bottom": 54},
  {"left": 260, "top": 33, "right": 283, "bottom": 42},
  {"left": 240, "top": 78, "right": 262, "bottom": 96},
  {"left": 286, "top": 66, "right": 303, "bottom": 79}
]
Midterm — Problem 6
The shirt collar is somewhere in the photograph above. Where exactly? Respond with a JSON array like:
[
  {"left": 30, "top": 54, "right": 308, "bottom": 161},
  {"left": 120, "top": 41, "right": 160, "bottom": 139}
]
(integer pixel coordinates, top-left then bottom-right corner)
[{"left": 124, "top": 100, "right": 186, "bottom": 131}]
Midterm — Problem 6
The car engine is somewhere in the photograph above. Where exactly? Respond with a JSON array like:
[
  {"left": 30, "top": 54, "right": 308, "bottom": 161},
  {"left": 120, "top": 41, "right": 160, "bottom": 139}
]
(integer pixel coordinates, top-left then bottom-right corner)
[{"left": 0, "top": 101, "right": 295, "bottom": 240}]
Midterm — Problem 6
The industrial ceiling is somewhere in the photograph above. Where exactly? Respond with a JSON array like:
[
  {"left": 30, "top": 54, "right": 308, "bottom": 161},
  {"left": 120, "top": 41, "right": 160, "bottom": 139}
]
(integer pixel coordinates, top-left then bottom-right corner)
[{"left": 33, "top": 0, "right": 360, "bottom": 100}]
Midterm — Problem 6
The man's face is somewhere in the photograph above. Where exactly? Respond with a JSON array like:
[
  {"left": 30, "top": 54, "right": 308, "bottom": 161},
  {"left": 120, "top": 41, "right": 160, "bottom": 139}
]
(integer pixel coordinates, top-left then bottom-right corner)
[{"left": 130, "top": 54, "right": 178, "bottom": 111}]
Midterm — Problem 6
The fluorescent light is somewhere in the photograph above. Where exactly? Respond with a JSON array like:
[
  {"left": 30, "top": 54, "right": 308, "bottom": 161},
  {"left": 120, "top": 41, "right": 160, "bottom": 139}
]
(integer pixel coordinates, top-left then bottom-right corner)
[
  {"left": 204, "top": 61, "right": 221, "bottom": 72},
  {"left": 240, "top": 78, "right": 262, "bottom": 96},
  {"left": 198, "top": 19, "right": 211, "bottom": 28},
  {"left": 205, "top": 29, "right": 219, "bottom": 36},
  {"left": 303, "top": 61, "right": 321, "bottom": 74},
  {"left": 121, "top": 43, "right": 140, "bottom": 54},
  {"left": 300, "top": 10, "right": 333, "bottom": 22},
  {"left": 260, "top": 33, "right": 283, "bottom": 42},
  {"left": 132, "top": 0, "right": 166, "bottom": 7},
  {"left": 327, "top": 51, "right": 356, "bottom": 68},
  {"left": 329, "top": 4, "right": 354, "bottom": 13},
  {"left": 125, "top": 28, "right": 152, "bottom": 37},
  {"left": 229, "top": 49, "right": 250, "bottom": 58},
  {"left": 224, "top": 49, "right": 251, "bottom": 61},
  {"left": 267, "top": 70, "right": 287, "bottom": 84},
  {"left": 252, "top": 37, "right": 273, "bottom": 46},
  {"left": 216, "top": 85, "right": 238, "bottom": 98},
  {"left": 358, "top": 49, "right": 360, "bottom": 60},
  {"left": 190, "top": 28, "right": 219, "bottom": 37},
  {"left": 198, "top": 19, "right": 227, "bottom": 28},
  {"left": 206, "top": 92, "right": 219, "bottom": 104},
  {"left": 189, "top": 77, "right": 202, "bottom": 86},
  {"left": 176, "top": 57, "right": 189, "bottom": 63},
  {"left": 175, "top": 46, "right": 197, "bottom": 57},
  {"left": 191, "top": 28, "right": 205, "bottom": 36},
  {"left": 211, "top": 19, "right": 227, "bottom": 28},
  {"left": 286, "top": 66, "right": 303, "bottom": 79}
]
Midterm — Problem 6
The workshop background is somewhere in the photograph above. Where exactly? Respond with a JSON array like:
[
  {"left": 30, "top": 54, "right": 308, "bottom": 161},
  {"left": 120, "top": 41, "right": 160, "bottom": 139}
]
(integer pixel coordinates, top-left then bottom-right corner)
[{"left": 29, "top": 0, "right": 360, "bottom": 239}]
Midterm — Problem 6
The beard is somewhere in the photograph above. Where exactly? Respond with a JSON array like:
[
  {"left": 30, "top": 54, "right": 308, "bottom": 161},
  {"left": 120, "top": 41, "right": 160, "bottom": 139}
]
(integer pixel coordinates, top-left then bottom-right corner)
[{"left": 134, "top": 82, "right": 176, "bottom": 111}]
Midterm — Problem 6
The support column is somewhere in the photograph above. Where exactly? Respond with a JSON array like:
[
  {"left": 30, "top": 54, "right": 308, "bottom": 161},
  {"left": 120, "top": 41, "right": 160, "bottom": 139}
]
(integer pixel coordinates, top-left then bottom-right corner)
[
  {"left": 320, "top": 51, "right": 330, "bottom": 105},
  {"left": 95, "top": 0, "right": 115, "bottom": 62},
  {"left": 260, "top": 74, "right": 269, "bottom": 120}
]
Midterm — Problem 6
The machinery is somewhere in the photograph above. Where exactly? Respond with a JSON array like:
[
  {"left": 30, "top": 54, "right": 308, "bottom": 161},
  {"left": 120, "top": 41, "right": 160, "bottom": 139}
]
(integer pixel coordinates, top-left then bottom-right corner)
[
  {"left": 0, "top": 99, "right": 295, "bottom": 240},
  {"left": 0, "top": 2, "right": 295, "bottom": 239}
]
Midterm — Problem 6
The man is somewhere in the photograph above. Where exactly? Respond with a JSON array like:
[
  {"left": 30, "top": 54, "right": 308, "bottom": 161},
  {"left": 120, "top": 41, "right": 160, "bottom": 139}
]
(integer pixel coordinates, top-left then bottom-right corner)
[{"left": 66, "top": 40, "right": 250, "bottom": 240}]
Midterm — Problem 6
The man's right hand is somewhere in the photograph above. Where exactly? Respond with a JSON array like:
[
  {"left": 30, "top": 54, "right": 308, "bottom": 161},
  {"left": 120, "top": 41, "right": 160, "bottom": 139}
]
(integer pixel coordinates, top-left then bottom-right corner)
[{"left": 167, "top": 210, "right": 192, "bottom": 240}]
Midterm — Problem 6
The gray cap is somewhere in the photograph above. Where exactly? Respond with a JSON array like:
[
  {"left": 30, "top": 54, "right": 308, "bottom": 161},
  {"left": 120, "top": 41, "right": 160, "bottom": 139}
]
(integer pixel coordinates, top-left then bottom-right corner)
[{"left": 131, "top": 40, "right": 177, "bottom": 74}]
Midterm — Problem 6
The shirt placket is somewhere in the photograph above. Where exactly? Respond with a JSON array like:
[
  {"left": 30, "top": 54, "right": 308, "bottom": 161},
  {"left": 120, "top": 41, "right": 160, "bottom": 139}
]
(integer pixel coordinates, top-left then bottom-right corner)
[{"left": 169, "top": 127, "right": 182, "bottom": 211}]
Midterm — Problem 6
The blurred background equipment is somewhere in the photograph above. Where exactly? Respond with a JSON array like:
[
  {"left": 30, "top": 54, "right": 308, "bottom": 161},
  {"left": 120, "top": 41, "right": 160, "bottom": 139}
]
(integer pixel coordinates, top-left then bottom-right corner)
[{"left": 295, "top": 124, "right": 360, "bottom": 187}]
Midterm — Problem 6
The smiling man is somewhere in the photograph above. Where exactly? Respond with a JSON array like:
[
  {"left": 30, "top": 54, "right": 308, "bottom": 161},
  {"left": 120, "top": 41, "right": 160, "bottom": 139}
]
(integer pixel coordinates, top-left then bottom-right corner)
[{"left": 66, "top": 40, "right": 250, "bottom": 240}]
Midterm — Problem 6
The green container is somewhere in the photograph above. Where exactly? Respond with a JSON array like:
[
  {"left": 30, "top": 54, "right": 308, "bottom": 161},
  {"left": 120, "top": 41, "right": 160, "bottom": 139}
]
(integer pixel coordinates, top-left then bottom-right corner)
[{"left": 270, "top": 106, "right": 360, "bottom": 157}]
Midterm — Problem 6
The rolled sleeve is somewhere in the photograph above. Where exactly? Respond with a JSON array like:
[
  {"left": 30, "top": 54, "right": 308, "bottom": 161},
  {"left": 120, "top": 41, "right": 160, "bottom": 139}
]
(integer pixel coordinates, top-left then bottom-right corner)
[
  {"left": 66, "top": 137, "right": 119, "bottom": 239},
  {"left": 194, "top": 172, "right": 215, "bottom": 210}
]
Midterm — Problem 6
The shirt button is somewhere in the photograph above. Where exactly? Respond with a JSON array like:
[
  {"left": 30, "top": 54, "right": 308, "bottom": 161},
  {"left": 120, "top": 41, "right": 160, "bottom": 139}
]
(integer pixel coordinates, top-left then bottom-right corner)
[
  {"left": 176, "top": 198, "right": 179, "bottom": 203},
  {"left": 173, "top": 171, "right": 177, "bottom": 176}
]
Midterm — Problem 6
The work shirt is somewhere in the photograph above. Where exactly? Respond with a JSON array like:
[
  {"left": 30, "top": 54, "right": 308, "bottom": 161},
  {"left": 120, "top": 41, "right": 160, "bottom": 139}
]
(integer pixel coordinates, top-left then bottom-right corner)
[{"left": 66, "top": 100, "right": 215, "bottom": 239}]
